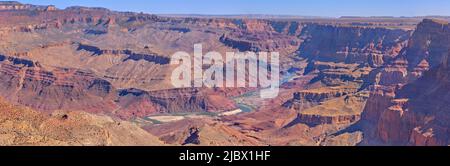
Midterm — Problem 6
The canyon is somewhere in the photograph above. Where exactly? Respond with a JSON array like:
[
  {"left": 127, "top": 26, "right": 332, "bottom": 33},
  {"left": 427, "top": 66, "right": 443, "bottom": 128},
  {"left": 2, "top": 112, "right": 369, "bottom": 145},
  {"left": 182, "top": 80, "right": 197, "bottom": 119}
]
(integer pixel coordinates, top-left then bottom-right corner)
[{"left": 0, "top": 1, "right": 449, "bottom": 146}]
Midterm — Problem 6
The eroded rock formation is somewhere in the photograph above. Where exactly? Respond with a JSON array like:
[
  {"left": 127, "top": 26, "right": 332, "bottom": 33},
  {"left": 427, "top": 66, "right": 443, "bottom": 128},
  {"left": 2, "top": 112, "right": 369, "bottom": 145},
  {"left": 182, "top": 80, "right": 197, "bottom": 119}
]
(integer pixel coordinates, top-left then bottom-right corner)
[{"left": 361, "top": 19, "right": 450, "bottom": 145}]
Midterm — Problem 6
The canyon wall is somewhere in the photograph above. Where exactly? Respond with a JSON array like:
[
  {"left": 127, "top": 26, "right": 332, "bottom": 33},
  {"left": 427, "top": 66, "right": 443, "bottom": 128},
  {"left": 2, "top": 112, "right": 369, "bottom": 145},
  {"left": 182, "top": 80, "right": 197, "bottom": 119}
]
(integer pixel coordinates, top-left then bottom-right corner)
[
  {"left": 299, "top": 23, "right": 410, "bottom": 67},
  {"left": 361, "top": 19, "right": 450, "bottom": 145}
]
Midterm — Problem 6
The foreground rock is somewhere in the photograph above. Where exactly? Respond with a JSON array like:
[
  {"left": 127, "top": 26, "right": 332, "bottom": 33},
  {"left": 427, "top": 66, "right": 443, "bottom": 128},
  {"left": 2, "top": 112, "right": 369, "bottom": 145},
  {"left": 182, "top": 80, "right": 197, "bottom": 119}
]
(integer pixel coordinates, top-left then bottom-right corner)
[{"left": 0, "top": 98, "right": 165, "bottom": 145}]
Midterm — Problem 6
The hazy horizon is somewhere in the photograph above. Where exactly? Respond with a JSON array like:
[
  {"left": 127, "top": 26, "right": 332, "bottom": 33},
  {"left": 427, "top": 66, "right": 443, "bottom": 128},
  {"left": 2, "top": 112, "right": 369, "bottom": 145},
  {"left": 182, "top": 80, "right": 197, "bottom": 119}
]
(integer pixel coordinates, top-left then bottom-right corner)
[{"left": 12, "top": 0, "right": 450, "bottom": 17}]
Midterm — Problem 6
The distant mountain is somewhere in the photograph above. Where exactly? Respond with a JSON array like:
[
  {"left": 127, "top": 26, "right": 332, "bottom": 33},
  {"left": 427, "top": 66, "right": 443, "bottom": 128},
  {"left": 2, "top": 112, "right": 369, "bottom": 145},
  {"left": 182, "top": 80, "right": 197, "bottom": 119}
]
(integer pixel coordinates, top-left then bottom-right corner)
[{"left": 0, "top": 1, "right": 56, "bottom": 11}]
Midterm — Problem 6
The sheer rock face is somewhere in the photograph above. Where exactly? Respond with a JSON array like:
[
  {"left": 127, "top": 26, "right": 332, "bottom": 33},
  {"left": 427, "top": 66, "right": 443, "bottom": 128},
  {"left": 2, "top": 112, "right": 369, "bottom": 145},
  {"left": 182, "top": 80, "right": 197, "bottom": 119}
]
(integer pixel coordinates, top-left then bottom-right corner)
[
  {"left": 299, "top": 24, "right": 410, "bottom": 66},
  {"left": 361, "top": 19, "right": 450, "bottom": 145},
  {"left": 404, "top": 19, "right": 450, "bottom": 69}
]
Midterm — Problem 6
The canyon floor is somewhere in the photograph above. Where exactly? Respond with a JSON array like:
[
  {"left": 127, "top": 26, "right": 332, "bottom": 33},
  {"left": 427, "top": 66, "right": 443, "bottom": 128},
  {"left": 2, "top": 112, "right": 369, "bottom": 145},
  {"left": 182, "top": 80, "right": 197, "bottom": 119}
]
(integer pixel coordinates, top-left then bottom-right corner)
[{"left": 1, "top": 1, "right": 450, "bottom": 146}]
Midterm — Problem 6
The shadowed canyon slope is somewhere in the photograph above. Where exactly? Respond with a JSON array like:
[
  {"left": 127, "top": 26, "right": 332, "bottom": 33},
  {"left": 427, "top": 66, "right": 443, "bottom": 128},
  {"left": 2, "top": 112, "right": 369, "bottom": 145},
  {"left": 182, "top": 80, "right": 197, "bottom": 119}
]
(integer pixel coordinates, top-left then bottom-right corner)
[{"left": 1, "top": 1, "right": 450, "bottom": 145}]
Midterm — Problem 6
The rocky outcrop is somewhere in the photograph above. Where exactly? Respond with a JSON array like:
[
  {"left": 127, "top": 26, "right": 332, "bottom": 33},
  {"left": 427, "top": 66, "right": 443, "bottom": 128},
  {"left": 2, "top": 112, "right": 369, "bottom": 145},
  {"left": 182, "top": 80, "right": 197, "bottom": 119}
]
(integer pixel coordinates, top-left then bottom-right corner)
[
  {"left": 410, "top": 59, "right": 430, "bottom": 78},
  {"left": 292, "top": 88, "right": 354, "bottom": 102},
  {"left": 182, "top": 127, "right": 201, "bottom": 145},
  {"left": 409, "top": 126, "right": 448, "bottom": 146},
  {"left": 304, "top": 61, "right": 355, "bottom": 74},
  {"left": 289, "top": 113, "right": 360, "bottom": 127},
  {"left": 375, "top": 99, "right": 410, "bottom": 144},
  {"left": 305, "top": 61, "right": 370, "bottom": 86},
  {"left": 76, "top": 43, "right": 170, "bottom": 64},
  {"left": 376, "top": 57, "right": 409, "bottom": 85},
  {"left": 404, "top": 19, "right": 449, "bottom": 69},
  {"left": 0, "top": 55, "right": 35, "bottom": 67}
]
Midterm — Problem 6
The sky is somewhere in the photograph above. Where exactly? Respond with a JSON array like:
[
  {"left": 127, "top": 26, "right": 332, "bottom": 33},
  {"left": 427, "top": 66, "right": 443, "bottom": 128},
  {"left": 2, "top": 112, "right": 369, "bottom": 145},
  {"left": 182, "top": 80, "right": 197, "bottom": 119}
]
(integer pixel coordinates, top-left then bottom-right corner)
[{"left": 16, "top": 0, "right": 450, "bottom": 17}]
